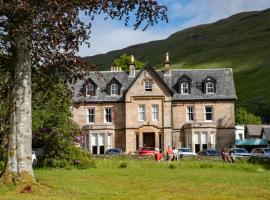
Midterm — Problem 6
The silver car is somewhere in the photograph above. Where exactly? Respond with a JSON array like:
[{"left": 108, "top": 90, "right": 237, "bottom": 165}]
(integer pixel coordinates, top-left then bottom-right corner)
[
  {"left": 231, "top": 148, "right": 252, "bottom": 158},
  {"left": 178, "top": 148, "right": 197, "bottom": 158},
  {"left": 251, "top": 148, "right": 270, "bottom": 158}
]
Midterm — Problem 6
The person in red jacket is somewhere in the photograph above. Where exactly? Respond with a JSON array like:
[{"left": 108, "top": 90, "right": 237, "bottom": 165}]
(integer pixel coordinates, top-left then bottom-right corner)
[
  {"left": 154, "top": 148, "right": 163, "bottom": 162},
  {"left": 166, "top": 145, "right": 173, "bottom": 162}
]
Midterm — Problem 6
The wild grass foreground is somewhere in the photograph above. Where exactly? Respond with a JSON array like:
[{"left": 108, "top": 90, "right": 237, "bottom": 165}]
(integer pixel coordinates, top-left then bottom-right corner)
[{"left": 1, "top": 159, "right": 270, "bottom": 200}]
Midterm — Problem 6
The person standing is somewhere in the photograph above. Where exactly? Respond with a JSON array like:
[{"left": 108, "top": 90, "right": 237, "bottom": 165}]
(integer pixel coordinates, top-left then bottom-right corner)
[
  {"left": 173, "top": 146, "right": 179, "bottom": 161},
  {"left": 166, "top": 145, "right": 173, "bottom": 162}
]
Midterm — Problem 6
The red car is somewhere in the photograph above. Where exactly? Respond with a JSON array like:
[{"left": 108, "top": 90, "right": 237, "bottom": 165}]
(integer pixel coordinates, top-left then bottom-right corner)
[{"left": 138, "top": 147, "right": 156, "bottom": 156}]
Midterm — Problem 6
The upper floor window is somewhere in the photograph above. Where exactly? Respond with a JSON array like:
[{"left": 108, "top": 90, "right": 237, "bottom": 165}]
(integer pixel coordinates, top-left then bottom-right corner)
[
  {"left": 83, "top": 78, "right": 97, "bottom": 96},
  {"left": 204, "top": 77, "right": 216, "bottom": 94},
  {"left": 107, "top": 78, "right": 121, "bottom": 96},
  {"left": 111, "top": 83, "right": 118, "bottom": 96},
  {"left": 187, "top": 106, "right": 194, "bottom": 122},
  {"left": 205, "top": 106, "right": 213, "bottom": 121},
  {"left": 144, "top": 80, "right": 152, "bottom": 92},
  {"left": 181, "top": 82, "right": 190, "bottom": 94},
  {"left": 104, "top": 108, "right": 112, "bottom": 123},
  {"left": 206, "top": 82, "right": 215, "bottom": 94},
  {"left": 86, "top": 84, "right": 96, "bottom": 96},
  {"left": 88, "top": 108, "right": 95, "bottom": 123},
  {"left": 138, "top": 105, "right": 146, "bottom": 121},
  {"left": 178, "top": 75, "right": 192, "bottom": 94},
  {"left": 152, "top": 105, "right": 159, "bottom": 121}
]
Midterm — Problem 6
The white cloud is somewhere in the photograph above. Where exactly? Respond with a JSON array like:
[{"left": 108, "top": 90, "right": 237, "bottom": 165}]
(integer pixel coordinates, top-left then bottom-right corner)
[{"left": 78, "top": 0, "right": 270, "bottom": 57}]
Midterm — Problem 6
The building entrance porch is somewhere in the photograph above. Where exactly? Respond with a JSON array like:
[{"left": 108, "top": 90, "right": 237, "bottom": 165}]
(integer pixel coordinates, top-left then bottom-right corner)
[{"left": 143, "top": 132, "right": 155, "bottom": 147}]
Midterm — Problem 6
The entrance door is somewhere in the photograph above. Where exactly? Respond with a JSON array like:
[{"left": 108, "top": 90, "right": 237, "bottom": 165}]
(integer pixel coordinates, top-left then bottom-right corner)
[{"left": 143, "top": 132, "right": 155, "bottom": 147}]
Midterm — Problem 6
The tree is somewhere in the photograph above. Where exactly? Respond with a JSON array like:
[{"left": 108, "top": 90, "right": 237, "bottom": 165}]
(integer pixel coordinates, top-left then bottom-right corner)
[
  {"left": 0, "top": 1, "right": 167, "bottom": 184},
  {"left": 235, "top": 107, "right": 262, "bottom": 125},
  {"left": 113, "top": 54, "right": 144, "bottom": 71}
]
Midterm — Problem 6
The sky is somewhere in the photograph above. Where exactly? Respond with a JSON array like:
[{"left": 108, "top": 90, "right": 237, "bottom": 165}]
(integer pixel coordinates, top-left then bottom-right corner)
[{"left": 78, "top": 0, "right": 270, "bottom": 57}]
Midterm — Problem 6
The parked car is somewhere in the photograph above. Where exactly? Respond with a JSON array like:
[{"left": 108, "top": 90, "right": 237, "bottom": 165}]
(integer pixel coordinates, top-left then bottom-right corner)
[
  {"left": 198, "top": 149, "right": 221, "bottom": 156},
  {"left": 230, "top": 148, "right": 252, "bottom": 158},
  {"left": 138, "top": 147, "right": 155, "bottom": 156},
  {"left": 251, "top": 148, "right": 270, "bottom": 158},
  {"left": 105, "top": 148, "right": 123, "bottom": 156},
  {"left": 178, "top": 148, "right": 197, "bottom": 158},
  {"left": 32, "top": 151, "right": 37, "bottom": 166}
]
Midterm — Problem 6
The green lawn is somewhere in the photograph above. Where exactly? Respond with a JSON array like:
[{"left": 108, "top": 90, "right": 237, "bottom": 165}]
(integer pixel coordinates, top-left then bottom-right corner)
[{"left": 1, "top": 159, "right": 270, "bottom": 200}]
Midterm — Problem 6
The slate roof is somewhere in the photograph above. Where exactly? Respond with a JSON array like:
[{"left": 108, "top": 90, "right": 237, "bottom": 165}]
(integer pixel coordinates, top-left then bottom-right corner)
[
  {"left": 70, "top": 65, "right": 237, "bottom": 102},
  {"left": 246, "top": 125, "right": 263, "bottom": 137},
  {"left": 262, "top": 126, "right": 270, "bottom": 140}
]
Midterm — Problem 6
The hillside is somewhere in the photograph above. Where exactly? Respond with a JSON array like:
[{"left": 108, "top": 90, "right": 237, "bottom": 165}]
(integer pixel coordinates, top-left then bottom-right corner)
[{"left": 85, "top": 9, "right": 270, "bottom": 122}]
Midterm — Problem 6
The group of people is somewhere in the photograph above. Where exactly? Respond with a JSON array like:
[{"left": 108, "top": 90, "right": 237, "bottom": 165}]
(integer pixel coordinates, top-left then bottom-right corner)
[
  {"left": 221, "top": 147, "right": 235, "bottom": 163},
  {"left": 154, "top": 146, "right": 179, "bottom": 162}
]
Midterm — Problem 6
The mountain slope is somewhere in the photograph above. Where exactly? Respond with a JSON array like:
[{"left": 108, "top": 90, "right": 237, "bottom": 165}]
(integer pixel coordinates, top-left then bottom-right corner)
[{"left": 85, "top": 9, "right": 270, "bottom": 122}]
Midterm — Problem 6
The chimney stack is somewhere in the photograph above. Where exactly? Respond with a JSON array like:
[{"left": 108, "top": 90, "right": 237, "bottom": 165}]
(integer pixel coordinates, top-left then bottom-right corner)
[
  {"left": 164, "top": 52, "right": 171, "bottom": 76},
  {"left": 129, "top": 55, "right": 135, "bottom": 77}
]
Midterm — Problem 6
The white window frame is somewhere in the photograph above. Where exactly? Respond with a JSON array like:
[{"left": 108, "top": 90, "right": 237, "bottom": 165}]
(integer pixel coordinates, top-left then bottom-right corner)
[
  {"left": 186, "top": 106, "right": 195, "bottom": 122},
  {"left": 181, "top": 82, "right": 189, "bottom": 94},
  {"left": 144, "top": 80, "right": 152, "bottom": 92},
  {"left": 152, "top": 104, "right": 159, "bottom": 121},
  {"left": 86, "top": 84, "right": 95, "bottom": 96},
  {"left": 138, "top": 105, "right": 146, "bottom": 121},
  {"left": 111, "top": 83, "right": 118, "bottom": 96},
  {"left": 104, "top": 107, "right": 112, "bottom": 123},
  {"left": 206, "top": 82, "right": 215, "bottom": 94},
  {"left": 204, "top": 106, "right": 213, "bottom": 122},
  {"left": 88, "top": 108, "right": 95, "bottom": 124}
]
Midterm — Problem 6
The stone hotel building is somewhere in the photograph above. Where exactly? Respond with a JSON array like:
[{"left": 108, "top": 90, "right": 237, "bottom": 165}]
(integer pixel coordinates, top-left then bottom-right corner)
[{"left": 71, "top": 54, "right": 237, "bottom": 154}]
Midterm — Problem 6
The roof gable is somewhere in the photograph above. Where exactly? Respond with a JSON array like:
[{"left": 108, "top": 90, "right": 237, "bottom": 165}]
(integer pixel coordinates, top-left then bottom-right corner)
[{"left": 124, "top": 64, "right": 173, "bottom": 96}]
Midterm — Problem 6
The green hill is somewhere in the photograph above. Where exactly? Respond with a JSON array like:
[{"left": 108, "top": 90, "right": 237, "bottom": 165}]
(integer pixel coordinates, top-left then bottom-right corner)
[{"left": 85, "top": 9, "right": 270, "bottom": 122}]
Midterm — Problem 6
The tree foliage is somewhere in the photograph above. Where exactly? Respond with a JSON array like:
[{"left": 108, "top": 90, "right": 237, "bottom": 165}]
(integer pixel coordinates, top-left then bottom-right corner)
[
  {"left": 113, "top": 54, "right": 144, "bottom": 71},
  {"left": 235, "top": 107, "right": 262, "bottom": 125},
  {"left": 0, "top": 0, "right": 168, "bottom": 183}
]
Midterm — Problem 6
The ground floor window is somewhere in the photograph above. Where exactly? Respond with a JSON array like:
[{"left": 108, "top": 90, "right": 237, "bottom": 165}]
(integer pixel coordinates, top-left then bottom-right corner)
[
  {"left": 186, "top": 131, "right": 215, "bottom": 153},
  {"left": 91, "top": 133, "right": 105, "bottom": 154},
  {"left": 89, "top": 132, "right": 113, "bottom": 154}
]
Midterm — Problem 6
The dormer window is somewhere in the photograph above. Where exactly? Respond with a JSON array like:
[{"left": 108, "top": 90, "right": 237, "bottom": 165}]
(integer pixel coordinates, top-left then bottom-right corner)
[
  {"left": 86, "top": 84, "right": 96, "bottom": 96},
  {"left": 107, "top": 78, "right": 121, "bottom": 96},
  {"left": 181, "top": 82, "right": 189, "bottom": 94},
  {"left": 206, "top": 82, "right": 215, "bottom": 94},
  {"left": 83, "top": 78, "right": 97, "bottom": 97},
  {"left": 144, "top": 80, "right": 152, "bottom": 91},
  {"left": 204, "top": 77, "right": 216, "bottom": 94},
  {"left": 111, "top": 83, "right": 118, "bottom": 96},
  {"left": 178, "top": 75, "right": 192, "bottom": 94}
]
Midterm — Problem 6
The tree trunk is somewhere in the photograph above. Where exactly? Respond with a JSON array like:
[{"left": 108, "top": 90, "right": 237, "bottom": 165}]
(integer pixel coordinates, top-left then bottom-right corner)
[{"left": 1, "top": 36, "right": 34, "bottom": 184}]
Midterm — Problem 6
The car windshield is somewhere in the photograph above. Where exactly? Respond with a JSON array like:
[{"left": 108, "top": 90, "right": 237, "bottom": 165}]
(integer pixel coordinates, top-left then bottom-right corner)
[
  {"left": 208, "top": 150, "right": 218, "bottom": 154},
  {"left": 143, "top": 147, "right": 155, "bottom": 151},
  {"left": 111, "top": 149, "right": 121, "bottom": 153},
  {"left": 235, "top": 148, "right": 248, "bottom": 153},
  {"left": 179, "top": 148, "right": 191, "bottom": 152},
  {"left": 264, "top": 149, "right": 270, "bottom": 153}
]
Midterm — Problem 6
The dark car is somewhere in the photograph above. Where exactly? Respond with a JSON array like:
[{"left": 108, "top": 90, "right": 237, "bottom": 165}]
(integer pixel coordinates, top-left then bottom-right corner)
[
  {"left": 105, "top": 148, "right": 123, "bottom": 156},
  {"left": 138, "top": 147, "right": 155, "bottom": 156},
  {"left": 198, "top": 149, "right": 221, "bottom": 156}
]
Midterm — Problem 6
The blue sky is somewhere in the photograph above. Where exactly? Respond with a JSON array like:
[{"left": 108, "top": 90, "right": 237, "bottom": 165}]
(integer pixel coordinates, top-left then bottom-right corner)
[{"left": 78, "top": 0, "right": 270, "bottom": 57}]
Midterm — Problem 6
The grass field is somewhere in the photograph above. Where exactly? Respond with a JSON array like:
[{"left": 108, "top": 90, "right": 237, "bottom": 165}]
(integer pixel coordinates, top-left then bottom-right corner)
[{"left": 1, "top": 159, "right": 270, "bottom": 200}]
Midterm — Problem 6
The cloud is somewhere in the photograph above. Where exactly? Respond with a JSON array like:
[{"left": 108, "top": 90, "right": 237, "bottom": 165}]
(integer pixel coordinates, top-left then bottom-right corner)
[
  {"left": 78, "top": 17, "right": 170, "bottom": 57},
  {"left": 78, "top": 0, "right": 270, "bottom": 57}
]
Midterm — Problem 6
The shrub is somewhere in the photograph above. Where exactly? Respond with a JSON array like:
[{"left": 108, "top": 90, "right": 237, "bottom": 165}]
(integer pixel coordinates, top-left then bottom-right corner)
[
  {"left": 40, "top": 146, "right": 96, "bottom": 169},
  {"left": 168, "top": 163, "right": 176, "bottom": 169},
  {"left": 200, "top": 163, "right": 213, "bottom": 168},
  {"left": 119, "top": 162, "right": 127, "bottom": 168}
]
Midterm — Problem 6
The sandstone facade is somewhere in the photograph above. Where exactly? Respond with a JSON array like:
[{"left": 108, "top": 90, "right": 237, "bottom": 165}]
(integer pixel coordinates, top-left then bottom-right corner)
[{"left": 71, "top": 59, "right": 236, "bottom": 154}]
